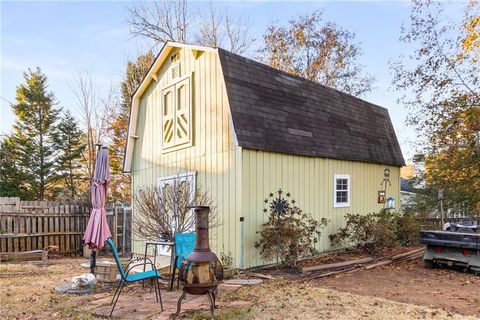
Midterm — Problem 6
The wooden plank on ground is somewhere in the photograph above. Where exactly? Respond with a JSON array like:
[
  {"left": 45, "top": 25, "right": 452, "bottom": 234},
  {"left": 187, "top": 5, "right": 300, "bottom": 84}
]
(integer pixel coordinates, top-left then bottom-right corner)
[
  {"left": 391, "top": 248, "right": 425, "bottom": 261},
  {"left": 365, "top": 260, "right": 393, "bottom": 270},
  {"left": 301, "top": 257, "right": 374, "bottom": 273}
]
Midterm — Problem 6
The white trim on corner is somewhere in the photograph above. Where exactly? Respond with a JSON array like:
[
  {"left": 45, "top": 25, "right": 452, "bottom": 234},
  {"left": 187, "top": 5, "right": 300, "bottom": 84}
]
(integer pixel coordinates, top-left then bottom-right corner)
[{"left": 333, "top": 174, "right": 351, "bottom": 208}]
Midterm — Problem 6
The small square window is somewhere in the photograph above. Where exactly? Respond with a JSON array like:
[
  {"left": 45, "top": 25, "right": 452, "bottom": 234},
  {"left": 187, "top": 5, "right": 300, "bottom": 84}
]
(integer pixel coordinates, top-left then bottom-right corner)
[{"left": 334, "top": 175, "right": 350, "bottom": 208}]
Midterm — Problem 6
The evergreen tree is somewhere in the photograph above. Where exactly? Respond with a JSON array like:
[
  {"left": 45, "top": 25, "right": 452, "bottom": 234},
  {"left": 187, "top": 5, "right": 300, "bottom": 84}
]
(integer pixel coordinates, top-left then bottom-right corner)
[
  {"left": 0, "top": 135, "right": 30, "bottom": 199},
  {"left": 10, "top": 68, "right": 61, "bottom": 200},
  {"left": 53, "top": 110, "right": 86, "bottom": 199}
]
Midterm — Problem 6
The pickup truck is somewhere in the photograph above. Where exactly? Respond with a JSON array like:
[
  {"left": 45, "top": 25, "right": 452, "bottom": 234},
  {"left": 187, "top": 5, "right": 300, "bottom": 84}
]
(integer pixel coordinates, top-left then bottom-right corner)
[{"left": 419, "top": 219, "right": 480, "bottom": 273}]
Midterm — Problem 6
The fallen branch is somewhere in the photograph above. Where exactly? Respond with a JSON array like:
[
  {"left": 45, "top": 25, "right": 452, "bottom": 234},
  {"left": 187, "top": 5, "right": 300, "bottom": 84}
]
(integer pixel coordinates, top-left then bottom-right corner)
[
  {"left": 301, "top": 257, "right": 374, "bottom": 273},
  {"left": 299, "top": 249, "right": 426, "bottom": 281}
]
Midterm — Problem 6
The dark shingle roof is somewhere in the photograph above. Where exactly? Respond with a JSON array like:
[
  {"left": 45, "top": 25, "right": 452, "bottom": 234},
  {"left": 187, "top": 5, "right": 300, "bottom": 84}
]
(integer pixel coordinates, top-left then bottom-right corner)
[{"left": 218, "top": 49, "right": 405, "bottom": 167}]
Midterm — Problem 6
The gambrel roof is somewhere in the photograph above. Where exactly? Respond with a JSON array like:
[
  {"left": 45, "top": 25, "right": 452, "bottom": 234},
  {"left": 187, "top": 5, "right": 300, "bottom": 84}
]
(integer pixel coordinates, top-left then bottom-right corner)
[
  {"left": 123, "top": 43, "right": 404, "bottom": 172},
  {"left": 218, "top": 49, "right": 405, "bottom": 167}
]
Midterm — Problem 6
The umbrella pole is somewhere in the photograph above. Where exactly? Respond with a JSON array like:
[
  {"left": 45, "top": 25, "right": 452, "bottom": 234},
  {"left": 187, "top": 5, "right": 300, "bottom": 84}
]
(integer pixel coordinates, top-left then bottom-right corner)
[
  {"left": 90, "top": 143, "right": 103, "bottom": 276},
  {"left": 90, "top": 249, "right": 97, "bottom": 274}
]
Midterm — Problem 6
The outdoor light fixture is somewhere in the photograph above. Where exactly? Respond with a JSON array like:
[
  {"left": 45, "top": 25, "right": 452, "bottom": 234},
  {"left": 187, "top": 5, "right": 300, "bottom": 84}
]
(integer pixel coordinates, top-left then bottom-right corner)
[
  {"left": 384, "top": 168, "right": 390, "bottom": 179},
  {"left": 380, "top": 168, "right": 392, "bottom": 208}
]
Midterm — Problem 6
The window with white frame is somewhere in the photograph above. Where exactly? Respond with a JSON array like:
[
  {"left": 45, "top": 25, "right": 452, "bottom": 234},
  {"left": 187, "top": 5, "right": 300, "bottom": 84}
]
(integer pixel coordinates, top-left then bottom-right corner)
[{"left": 333, "top": 174, "right": 350, "bottom": 208}]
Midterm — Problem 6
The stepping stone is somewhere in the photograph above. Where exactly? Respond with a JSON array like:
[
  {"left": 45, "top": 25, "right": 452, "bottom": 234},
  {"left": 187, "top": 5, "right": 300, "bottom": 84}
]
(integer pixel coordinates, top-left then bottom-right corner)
[{"left": 223, "top": 279, "right": 263, "bottom": 285}]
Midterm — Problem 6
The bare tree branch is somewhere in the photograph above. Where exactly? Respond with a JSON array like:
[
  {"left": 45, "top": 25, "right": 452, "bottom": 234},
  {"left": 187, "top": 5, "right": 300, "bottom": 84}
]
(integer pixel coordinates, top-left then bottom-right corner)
[
  {"left": 195, "top": 2, "right": 223, "bottom": 48},
  {"left": 224, "top": 10, "right": 255, "bottom": 54},
  {"left": 127, "top": 0, "right": 192, "bottom": 43},
  {"left": 126, "top": 1, "right": 255, "bottom": 54},
  {"left": 70, "top": 73, "right": 117, "bottom": 182},
  {"left": 134, "top": 180, "right": 220, "bottom": 242}
]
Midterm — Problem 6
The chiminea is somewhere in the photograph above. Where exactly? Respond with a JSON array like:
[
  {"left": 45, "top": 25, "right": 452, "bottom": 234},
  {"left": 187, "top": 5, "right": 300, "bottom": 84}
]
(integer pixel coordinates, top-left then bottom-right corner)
[{"left": 174, "top": 206, "right": 223, "bottom": 319}]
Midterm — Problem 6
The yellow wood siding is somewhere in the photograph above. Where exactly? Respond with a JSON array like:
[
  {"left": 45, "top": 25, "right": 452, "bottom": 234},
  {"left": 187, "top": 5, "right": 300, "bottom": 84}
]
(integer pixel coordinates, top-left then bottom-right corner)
[
  {"left": 241, "top": 149, "right": 401, "bottom": 268},
  {"left": 131, "top": 47, "right": 243, "bottom": 266},
  {"left": 130, "top": 45, "right": 402, "bottom": 269}
]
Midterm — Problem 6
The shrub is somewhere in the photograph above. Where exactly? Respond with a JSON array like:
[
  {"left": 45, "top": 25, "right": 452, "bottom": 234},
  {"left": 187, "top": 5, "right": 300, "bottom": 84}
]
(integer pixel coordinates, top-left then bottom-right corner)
[
  {"left": 329, "top": 209, "right": 420, "bottom": 252},
  {"left": 255, "top": 190, "right": 329, "bottom": 268},
  {"left": 133, "top": 181, "right": 218, "bottom": 242},
  {"left": 220, "top": 251, "right": 234, "bottom": 269},
  {"left": 396, "top": 212, "right": 420, "bottom": 246}
]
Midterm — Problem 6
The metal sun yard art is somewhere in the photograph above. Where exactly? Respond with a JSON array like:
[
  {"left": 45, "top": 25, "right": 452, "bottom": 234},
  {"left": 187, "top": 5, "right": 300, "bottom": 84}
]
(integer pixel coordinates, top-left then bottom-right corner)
[{"left": 263, "top": 188, "right": 296, "bottom": 269}]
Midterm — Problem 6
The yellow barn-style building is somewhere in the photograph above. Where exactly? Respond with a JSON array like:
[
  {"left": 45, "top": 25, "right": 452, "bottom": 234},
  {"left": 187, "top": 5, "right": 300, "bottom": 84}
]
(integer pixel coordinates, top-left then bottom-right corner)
[{"left": 123, "top": 42, "right": 405, "bottom": 268}]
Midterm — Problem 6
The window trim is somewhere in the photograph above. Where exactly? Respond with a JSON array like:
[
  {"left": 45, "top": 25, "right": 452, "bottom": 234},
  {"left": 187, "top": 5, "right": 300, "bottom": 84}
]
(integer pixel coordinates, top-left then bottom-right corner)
[
  {"left": 333, "top": 174, "right": 350, "bottom": 208},
  {"left": 160, "top": 73, "right": 193, "bottom": 153},
  {"left": 157, "top": 171, "right": 197, "bottom": 202}
]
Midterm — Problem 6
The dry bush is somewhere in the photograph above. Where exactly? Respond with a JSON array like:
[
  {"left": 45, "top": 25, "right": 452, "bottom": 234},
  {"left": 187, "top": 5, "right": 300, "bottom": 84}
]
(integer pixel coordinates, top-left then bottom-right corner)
[
  {"left": 133, "top": 182, "right": 218, "bottom": 242},
  {"left": 330, "top": 209, "right": 420, "bottom": 252}
]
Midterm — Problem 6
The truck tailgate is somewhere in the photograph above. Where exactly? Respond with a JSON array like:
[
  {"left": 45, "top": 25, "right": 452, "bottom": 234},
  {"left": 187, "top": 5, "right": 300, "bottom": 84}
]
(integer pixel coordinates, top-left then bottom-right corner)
[{"left": 420, "top": 230, "right": 480, "bottom": 250}]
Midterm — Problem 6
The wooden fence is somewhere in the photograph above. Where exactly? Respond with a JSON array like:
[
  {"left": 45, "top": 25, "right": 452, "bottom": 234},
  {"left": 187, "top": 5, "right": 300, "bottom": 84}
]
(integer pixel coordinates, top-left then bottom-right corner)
[{"left": 0, "top": 198, "right": 131, "bottom": 257}]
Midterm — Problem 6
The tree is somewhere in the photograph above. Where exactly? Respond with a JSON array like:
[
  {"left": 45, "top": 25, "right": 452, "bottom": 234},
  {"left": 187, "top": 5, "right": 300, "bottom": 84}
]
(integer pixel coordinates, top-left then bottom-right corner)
[
  {"left": 70, "top": 73, "right": 115, "bottom": 184},
  {"left": 10, "top": 68, "right": 61, "bottom": 200},
  {"left": 0, "top": 135, "right": 29, "bottom": 198},
  {"left": 53, "top": 110, "right": 86, "bottom": 199},
  {"left": 461, "top": 0, "right": 480, "bottom": 61},
  {"left": 127, "top": 0, "right": 192, "bottom": 44},
  {"left": 195, "top": 4, "right": 254, "bottom": 54},
  {"left": 127, "top": 0, "right": 254, "bottom": 54},
  {"left": 391, "top": 1, "right": 480, "bottom": 212},
  {"left": 260, "top": 11, "right": 374, "bottom": 97},
  {"left": 108, "top": 51, "right": 155, "bottom": 201}
]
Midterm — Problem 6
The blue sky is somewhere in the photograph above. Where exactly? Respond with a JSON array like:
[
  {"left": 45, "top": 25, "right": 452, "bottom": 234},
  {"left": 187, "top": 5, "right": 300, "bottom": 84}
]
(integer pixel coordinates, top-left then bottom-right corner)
[{"left": 0, "top": 1, "right": 466, "bottom": 161}]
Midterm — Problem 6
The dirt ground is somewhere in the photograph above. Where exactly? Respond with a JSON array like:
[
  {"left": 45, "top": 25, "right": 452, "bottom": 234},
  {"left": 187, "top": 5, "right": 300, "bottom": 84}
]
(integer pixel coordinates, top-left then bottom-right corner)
[
  {"left": 1, "top": 256, "right": 479, "bottom": 319},
  {"left": 219, "top": 279, "right": 478, "bottom": 320},
  {"left": 0, "top": 258, "right": 96, "bottom": 319},
  {"left": 317, "top": 259, "right": 480, "bottom": 318}
]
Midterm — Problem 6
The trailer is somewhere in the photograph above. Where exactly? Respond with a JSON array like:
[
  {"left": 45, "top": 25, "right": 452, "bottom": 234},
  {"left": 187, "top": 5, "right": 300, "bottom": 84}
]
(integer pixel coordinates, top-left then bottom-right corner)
[{"left": 420, "top": 219, "right": 480, "bottom": 273}]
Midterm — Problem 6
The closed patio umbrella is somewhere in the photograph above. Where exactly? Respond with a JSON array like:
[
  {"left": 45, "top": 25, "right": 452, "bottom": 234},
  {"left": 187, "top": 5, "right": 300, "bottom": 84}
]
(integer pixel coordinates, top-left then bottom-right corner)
[{"left": 83, "top": 146, "right": 112, "bottom": 274}]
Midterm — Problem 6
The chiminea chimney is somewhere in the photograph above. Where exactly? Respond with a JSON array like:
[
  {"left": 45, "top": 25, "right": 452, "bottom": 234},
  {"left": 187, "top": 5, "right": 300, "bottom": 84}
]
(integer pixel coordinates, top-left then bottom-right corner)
[{"left": 187, "top": 206, "right": 218, "bottom": 263}]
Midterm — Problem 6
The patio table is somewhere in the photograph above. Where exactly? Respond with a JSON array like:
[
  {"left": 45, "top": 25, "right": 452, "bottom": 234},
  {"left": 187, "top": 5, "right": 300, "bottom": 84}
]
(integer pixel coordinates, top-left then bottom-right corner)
[{"left": 143, "top": 240, "right": 175, "bottom": 289}]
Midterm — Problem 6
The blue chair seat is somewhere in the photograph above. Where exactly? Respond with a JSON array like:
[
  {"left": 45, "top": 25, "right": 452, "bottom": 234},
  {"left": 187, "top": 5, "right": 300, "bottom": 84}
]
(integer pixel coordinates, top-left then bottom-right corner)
[{"left": 126, "top": 269, "right": 161, "bottom": 282}]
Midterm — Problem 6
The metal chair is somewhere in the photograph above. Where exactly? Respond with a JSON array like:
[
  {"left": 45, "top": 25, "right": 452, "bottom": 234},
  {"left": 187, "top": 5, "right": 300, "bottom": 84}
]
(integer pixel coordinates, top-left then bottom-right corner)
[
  {"left": 106, "top": 238, "right": 163, "bottom": 317},
  {"left": 169, "top": 232, "right": 196, "bottom": 290}
]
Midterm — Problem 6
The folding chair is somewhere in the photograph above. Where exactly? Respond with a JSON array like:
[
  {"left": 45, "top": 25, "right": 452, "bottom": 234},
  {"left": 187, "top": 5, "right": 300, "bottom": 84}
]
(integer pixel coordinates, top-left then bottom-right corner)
[{"left": 106, "top": 238, "right": 163, "bottom": 317}]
